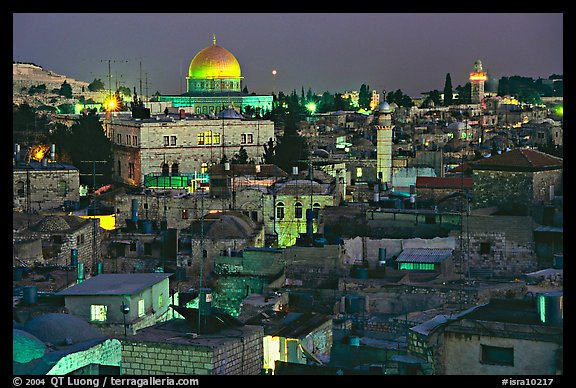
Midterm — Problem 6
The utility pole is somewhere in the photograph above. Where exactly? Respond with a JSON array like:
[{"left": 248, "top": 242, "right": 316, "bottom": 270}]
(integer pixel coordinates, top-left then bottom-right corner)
[
  {"left": 100, "top": 59, "right": 128, "bottom": 95},
  {"left": 80, "top": 160, "right": 107, "bottom": 275}
]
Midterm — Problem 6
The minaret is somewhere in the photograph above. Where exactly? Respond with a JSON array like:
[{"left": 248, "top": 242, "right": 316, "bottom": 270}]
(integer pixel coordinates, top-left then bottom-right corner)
[
  {"left": 375, "top": 92, "right": 394, "bottom": 188},
  {"left": 469, "top": 59, "right": 487, "bottom": 104}
]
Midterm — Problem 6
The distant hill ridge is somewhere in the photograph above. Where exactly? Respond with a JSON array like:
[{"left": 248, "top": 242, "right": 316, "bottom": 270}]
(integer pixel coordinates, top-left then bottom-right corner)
[{"left": 13, "top": 62, "right": 89, "bottom": 88}]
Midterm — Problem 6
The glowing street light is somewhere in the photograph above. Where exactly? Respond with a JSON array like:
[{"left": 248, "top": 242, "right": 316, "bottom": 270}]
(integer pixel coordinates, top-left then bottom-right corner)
[{"left": 306, "top": 102, "right": 317, "bottom": 114}]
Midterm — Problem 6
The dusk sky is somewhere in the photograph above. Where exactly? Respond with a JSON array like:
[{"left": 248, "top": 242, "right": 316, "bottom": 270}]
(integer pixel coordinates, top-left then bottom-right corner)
[{"left": 13, "top": 13, "right": 563, "bottom": 98}]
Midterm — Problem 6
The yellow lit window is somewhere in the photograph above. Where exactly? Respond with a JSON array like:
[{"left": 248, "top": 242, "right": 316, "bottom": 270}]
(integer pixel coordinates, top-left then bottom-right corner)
[
  {"left": 213, "top": 132, "right": 221, "bottom": 145},
  {"left": 205, "top": 131, "right": 212, "bottom": 145},
  {"left": 197, "top": 133, "right": 205, "bottom": 145},
  {"left": 356, "top": 167, "right": 363, "bottom": 178},
  {"left": 91, "top": 305, "right": 107, "bottom": 322},
  {"left": 201, "top": 162, "right": 208, "bottom": 174}
]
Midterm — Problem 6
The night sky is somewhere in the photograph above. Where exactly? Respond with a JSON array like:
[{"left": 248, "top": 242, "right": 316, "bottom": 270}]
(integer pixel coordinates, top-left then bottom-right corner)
[{"left": 13, "top": 13, "right": 563, "bottom": 98}]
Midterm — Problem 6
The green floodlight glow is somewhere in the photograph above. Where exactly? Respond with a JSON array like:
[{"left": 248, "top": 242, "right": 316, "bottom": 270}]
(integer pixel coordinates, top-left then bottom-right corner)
[
  {"left": 306, "top": 102, "right": 316, "bottom": 114},
  {"left": 555, "top": 105, "right": 563, "bottom": 116}
]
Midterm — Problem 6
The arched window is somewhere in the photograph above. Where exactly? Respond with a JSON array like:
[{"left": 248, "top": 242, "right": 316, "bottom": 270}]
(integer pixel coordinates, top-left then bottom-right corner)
[
  {"left": 16, "top": 181, "right": 25, "bottom": 197},
  {"left": 276, "top": 202, "right": 285, "bottom": 220},
  {"left": 295, "top": 202, "right": 303, "bottom": 219},
  {"left": 171, "top": 163, "right": 179, "bottom": 176},
  {"left": 161, "top": 163, "right": 169, "bottom": 176},
  {"left": 313, "top": 202, "right": 321, "bottom": 220}
]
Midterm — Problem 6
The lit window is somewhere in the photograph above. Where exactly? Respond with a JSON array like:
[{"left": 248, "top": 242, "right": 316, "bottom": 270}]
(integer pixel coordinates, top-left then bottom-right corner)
[
  {"left": 295, "top": 202, "right": 303, "bottom": 219},
  {"left": 205, "top": 131, "right": 212, "bottom": 145},
  {"left": 163, "top": 136, "right": 169, "bottom": 146},
  {"left": 481, "top": 345, "right": 514, "bottom": 366},
  {"left": 213, "top": 132, "right": 221, "bottom": 145},
  {"left": 138, "top": 299, "right": 145, "bottom": 317},
  {"left": 182, "top": 209, "right": 189, "bottom": 220},
  {"left": 276, "top": 202, "right": 285, "bottom": 219},
  {"left": 201, "top": 162, "right": 208, "bottom": 174},
  {"left": 170, "top": 136, "right": 177, "bottom": 146},
  {"left": 198, "top": 133, "right": 205, "bottom": 145},
  {"left": 91, "top": 305, "right": 107, "bottom": 322},
  {"left": 356, "top": 167, "right": 363, "bottom": 178}
]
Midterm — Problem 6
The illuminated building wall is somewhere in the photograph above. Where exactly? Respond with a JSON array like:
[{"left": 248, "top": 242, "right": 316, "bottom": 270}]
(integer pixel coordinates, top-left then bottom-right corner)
[
  {"left": 375, "top": 107, "right": 393, "bottom": 186},
  {"left": 267, "top": 182, "right": 338, "bottom": 248},
  {"left": 106, "top": 116, "right": 274, "bottom": 188},
  {"left": 470, "top": 59, "right": 487, "bottom": 104}
]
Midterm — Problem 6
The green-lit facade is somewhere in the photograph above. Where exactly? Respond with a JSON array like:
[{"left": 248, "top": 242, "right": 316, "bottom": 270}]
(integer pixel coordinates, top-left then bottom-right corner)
[{"left": 159, "top": 36, "right": 273, "bottom": 115}]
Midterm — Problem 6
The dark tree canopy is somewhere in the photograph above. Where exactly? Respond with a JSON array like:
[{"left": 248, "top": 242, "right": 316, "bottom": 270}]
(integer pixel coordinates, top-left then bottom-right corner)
[{"left": 443, "top": 73, "right": 453, "bottom": 106}]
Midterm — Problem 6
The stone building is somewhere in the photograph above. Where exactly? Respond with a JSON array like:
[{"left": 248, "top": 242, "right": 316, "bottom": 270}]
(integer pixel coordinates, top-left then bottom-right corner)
[
  {"left": 13, "top": 213, "right": 100, "bottom": 273},
  {"left": 439, "top": 298, "right": 562, "bottom": 375},
  {"left": 13, "top": 159, "right": 80, "bottom": 213},
  {"left": 178, "top": 211, "right": 265, "bottom": 286},
  {"left": 105, "top": 108, "right": 274, "bottom": 188},
  {"left": 120, "top": 317, "right": 264, "bottom": 375},
  {"left": 415, "top": 176, "right": 473, "bottom": 212},
  {"left": 57, "top": 273, "right": 173, "bottom": 337},
  {"left": 470, "top": 148, "right": 563, "bottom": 210},
  {"left": 450, "top": 214, "right": 537, "bottom": 278}
]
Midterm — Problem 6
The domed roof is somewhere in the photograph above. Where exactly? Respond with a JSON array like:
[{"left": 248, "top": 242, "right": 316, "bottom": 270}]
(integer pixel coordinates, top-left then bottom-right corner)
[
  {"left": 33, "top": 216, "right": 71, "bottom": 232},
  {"left": 188, "top": 36, "right": 241, "bottom": 79},
  {"left": 217, "top": 106, "right": 243, "bottom": 119},
  {"left": 24, "top": 313, "right": 105, "bottom": 346},
  {"left": 13, "top": 329, "right": 47, "bottom": 363},
  {"left": 376, "top": 101, "right": 393, "bottom": 113}
]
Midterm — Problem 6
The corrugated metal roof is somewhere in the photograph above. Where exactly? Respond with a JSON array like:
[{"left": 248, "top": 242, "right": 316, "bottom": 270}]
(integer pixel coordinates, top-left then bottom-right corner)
[
  {"left": 57, "top": 273, "right": 172, "bottom": 296},
  {"left": 396, "top": 248, "right": 453, "bottom": 263}
]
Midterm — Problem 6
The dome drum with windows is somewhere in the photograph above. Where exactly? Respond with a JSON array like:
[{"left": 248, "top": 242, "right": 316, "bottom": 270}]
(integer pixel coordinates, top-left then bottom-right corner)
[{"left": 186, "top": 35, "right": 243, "bottom": 94}]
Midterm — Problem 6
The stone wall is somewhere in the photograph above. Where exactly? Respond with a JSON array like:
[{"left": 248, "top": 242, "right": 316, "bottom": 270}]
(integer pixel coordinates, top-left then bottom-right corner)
[
  {"left": 120, "top": 326, "right": 263, "bottom": 375},
  {"left": 13, "top": 168, "right": 80, "bottom": 211},
  {"left": 47, "top": 338, "right": 122, "bottom": 375}
]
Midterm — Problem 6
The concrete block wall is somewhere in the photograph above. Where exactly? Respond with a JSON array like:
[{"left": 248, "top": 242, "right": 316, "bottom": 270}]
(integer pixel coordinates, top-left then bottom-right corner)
[{"left": 120, "top": 326, "right": 263, "bottom": 375}]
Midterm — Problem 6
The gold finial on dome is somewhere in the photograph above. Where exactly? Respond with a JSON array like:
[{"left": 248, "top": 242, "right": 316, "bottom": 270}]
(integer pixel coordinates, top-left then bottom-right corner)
[{"left": 213, "top": 34, "right": 217, "bottom": 45}]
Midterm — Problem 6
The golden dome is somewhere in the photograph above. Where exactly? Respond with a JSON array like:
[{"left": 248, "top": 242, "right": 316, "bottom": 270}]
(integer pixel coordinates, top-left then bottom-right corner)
[{"left": 188, "top": 36, "right": 242, "bottom": 79}]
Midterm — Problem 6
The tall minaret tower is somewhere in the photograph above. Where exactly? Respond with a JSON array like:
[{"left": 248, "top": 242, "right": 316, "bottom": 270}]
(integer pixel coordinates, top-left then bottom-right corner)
[
  {"left": 375, "top": 92, "right": 394, "bottom": 188},
  {"left": 469, "top": 58, "right": 487, "bottom": 104}
]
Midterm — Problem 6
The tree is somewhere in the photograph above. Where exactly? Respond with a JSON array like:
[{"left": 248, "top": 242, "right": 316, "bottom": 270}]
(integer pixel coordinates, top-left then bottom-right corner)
[
  {"left": 423, "top": 90, "right": 442, "bottom": 107},
  {"left": 359, "top": 84, "right": 371, "bottom": 110},
  {"left": 88, "top": 78, "right": 105, "bottom": 92},
  {"left": 232, "top": 146, "right": 249, "bottom": 164},
  {"left": 242, "top": 85, "right": 249, "bottom": 94},
  {"left": 456, "top": 83, "right": 471, "bottom": 104},
  {"left": 443, "top": 73, "right": 453, "bottom": 106},
  {"left": 49, "top": 110, "right": 113, "bottom": 186},
  {"left": 274, "top": 102, "right": 310, "bottom": 172},
  {"left": 58, "top": 80, "right": 73, "bottom": 99},
  {"left": 262, "top": 137, "right": 276, "bottom": 164}
]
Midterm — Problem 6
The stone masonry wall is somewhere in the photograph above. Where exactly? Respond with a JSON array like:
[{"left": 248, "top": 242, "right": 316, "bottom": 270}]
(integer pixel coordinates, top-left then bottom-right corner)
[{"left": 120, "top": 326, "right": 263, "bottom": 375}]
